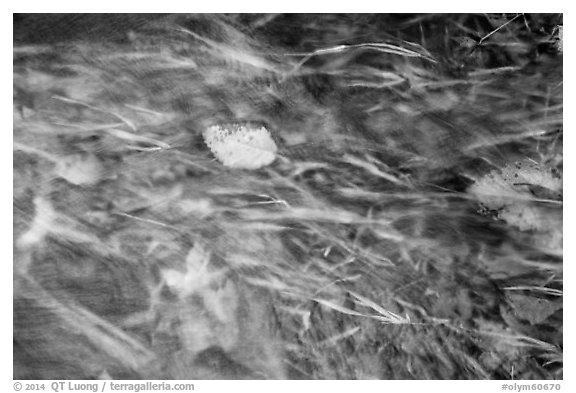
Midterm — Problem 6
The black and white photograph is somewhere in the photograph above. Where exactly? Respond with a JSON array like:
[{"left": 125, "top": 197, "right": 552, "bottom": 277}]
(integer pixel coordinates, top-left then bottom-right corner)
[{"left": 13, "top": 12, "right": 563, "bottom": 382}]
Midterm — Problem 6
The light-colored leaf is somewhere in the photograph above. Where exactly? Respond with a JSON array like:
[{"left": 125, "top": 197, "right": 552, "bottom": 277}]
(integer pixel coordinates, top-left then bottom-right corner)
[
  {"left": 55, "top": 154, "right": 105, "bottom": 186},
  {"left": 163, "top": 243, "right": 212, "bottom": 296},
  {"left": 203, "top": 123, "right": 278, "bottom": 169},
  {"left": 17, "top": 197, "right": 56, "bottom": 249},
  {"left": 469, "top": 160, "right": 562, "bottom": 210}
]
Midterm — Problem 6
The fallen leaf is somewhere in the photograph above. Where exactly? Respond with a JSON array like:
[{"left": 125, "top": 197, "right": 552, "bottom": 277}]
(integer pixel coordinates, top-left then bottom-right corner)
[
  {"left": 203, "top": 122, "right": 277, "bottom": 169},
  {"left": 506, "top": 293, "right": 562, "bottom": 325},
  {"left": 55, "top": 154, "right": 105, "bottom": 186}
]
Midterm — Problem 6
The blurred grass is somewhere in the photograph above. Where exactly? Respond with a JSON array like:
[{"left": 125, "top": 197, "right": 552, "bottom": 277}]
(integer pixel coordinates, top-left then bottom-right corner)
[{"left": 13, "top": 13, "right": 562, "bottom": 379}]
